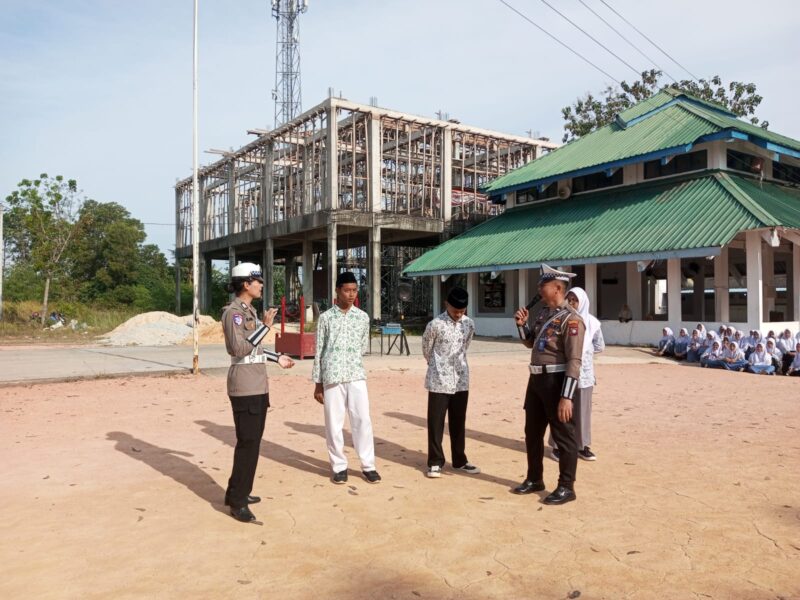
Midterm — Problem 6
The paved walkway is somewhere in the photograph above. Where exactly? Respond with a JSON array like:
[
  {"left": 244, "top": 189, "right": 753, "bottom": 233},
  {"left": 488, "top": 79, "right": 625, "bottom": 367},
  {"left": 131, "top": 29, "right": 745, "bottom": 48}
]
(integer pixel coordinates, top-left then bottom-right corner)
[{"left": 0, "top": 337, "right": 671, "bottom": 386}]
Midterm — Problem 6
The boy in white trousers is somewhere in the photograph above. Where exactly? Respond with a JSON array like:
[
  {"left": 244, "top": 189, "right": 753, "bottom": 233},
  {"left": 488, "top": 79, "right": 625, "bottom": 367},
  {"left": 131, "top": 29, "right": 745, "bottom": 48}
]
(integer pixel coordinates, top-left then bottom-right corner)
[{"left": 312, "top": 271, "right": 381, "bottom": 485}]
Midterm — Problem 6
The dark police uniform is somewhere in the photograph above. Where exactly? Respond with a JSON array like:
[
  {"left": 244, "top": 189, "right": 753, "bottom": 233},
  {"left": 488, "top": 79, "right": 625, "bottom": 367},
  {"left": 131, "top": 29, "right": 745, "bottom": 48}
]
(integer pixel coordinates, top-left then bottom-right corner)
[
  {"left": 519, "top": 300, "right": 585, "bottom": 493},
  {"left": 221, "top": 299, "right": 280, "bottom": 510}
]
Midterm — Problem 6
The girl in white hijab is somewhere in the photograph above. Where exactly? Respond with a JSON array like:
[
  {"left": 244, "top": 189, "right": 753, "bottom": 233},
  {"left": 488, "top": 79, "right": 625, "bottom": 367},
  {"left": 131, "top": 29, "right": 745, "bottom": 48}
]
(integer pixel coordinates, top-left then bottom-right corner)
[
  {"left": 673, "top": 328, "right": 691, "bottom": 360},
  {"left": 777, "top": 329, "right": 796, "bottom": 374},
  {"left": 687, "top": 329, "right": 703, "bottom": 363},
  {"left": 787, "top": 342, "right": 800, "bottom": 376},
  {"left": 722, "top": 341, "right": 747, "bottom": 371},
  {"left": 549, "top": 287, "right": 604, "bottom": 462},
  {"left": 746, "top": 342, "right": 775, "bottom": 375},
  {"left": 695, "top": 323, "right": 707, "bottom": 340},
  {"left": 765, "top": 338, "right": 783, "bottom": 372},
  {"left": 700, "top": 340, "right": 724, "bottom": 369},
  {"left": 656, "top": 327, "right": 675, "bottom": 356},
  {"left": 700, "top": 331, "right": 718, "bottom": 357}
]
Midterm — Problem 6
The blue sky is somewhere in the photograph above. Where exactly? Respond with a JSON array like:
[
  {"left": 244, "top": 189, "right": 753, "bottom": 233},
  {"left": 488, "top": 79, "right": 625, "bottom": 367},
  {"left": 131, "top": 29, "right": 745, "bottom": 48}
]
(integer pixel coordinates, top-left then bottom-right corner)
[{"left": 2, "top": 0, "right": 798, "bottom": 259}]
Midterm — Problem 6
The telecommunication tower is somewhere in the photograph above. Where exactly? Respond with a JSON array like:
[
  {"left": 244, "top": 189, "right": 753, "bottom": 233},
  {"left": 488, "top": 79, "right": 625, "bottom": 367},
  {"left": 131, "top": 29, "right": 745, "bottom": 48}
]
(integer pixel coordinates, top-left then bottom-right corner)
[{"left": 271, "top": 0, "right": 308, "bottom": 128}]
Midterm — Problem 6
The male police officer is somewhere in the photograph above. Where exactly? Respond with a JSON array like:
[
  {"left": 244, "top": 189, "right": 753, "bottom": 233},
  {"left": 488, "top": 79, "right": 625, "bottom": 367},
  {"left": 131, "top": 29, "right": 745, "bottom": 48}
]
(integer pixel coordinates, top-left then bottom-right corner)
[{"left": 513, "top": 264, "right": 585, "bottom": 505}]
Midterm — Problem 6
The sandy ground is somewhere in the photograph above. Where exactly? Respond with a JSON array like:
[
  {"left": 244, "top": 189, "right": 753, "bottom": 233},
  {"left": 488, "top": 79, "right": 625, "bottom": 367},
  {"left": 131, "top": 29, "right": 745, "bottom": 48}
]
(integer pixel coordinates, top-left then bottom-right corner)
[{"left": 1, "top": 351, "right": 799, "bottom": 600}]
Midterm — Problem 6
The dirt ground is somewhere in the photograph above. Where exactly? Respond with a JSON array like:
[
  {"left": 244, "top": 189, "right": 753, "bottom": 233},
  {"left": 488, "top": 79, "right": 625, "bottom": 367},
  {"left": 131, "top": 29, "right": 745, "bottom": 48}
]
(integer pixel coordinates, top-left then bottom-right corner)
[{"left": 1, "top": 352, "right": 799, "bottom": 600}]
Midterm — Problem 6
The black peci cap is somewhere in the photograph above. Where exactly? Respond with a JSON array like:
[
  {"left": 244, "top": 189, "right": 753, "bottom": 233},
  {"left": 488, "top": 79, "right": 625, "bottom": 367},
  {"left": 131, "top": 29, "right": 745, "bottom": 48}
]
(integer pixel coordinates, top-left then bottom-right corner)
[{"left": 446, "top": 287, "right": 469, "bottom": 309}]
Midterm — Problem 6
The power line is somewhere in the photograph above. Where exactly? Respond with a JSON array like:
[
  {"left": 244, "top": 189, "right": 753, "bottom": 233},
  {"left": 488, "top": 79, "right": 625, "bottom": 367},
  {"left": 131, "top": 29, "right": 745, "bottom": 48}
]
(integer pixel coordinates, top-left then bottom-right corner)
[
  {"left": 577, "top": 0, "right": 677, "bottom": 83},
  {"left": 496, "top": 0, "right": 622, "bottom": 84},
  {"left": 598, "top": 0, "right": 699, "bottom": 81},
  {"left": 142, "top": 222, "right": 175, "bottom": 226},
  {"left": 537, "top": 0, "right": 642, "bottom": 78}
]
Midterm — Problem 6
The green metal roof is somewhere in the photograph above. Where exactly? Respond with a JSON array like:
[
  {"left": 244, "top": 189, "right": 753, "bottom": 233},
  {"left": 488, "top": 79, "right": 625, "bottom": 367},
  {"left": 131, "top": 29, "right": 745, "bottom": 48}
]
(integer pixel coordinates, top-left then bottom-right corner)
[
  {"left": 404, "top": 172, "right": 800, "bottom": 276},
  {"left": 483, "top": 91, "right": 800, "bottom": 196}
]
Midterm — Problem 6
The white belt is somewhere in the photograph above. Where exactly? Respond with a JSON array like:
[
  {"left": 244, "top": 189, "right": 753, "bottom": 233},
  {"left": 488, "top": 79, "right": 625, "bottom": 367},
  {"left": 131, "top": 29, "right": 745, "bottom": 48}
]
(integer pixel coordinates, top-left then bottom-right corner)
[
  {"left": 529, "top": 364, "right": 567, "bottom": 374},
  {"left": 232, "top": 354, "right": 269, "bottom": 365}
]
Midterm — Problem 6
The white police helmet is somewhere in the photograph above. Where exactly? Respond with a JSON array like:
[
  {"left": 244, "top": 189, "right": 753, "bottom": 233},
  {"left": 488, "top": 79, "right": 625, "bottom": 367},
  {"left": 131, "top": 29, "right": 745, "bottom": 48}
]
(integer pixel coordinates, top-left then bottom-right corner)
[{"left": 230, "top": 262, "right": 264, "bottom": 282}]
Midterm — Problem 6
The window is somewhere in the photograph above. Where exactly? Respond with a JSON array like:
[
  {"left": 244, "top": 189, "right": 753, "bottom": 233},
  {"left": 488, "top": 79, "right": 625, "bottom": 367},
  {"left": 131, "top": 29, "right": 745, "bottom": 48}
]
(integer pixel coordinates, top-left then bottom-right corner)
[
  {"left": 516, "top": 182, "right": 557, "bottom": 204},
  {"left": 727, "top": 149, "right": 763, "bottom": 174},
  {"left": 572, "top": 168, "right": 623, "bottom": 194},
  {"left": 478, "top": 272, "right": 506, "bottom": 313},
  {"left": 772, "top": 160, "right": 800, "bottom": 184},
  {"left": 644, "top": 150, "right": 708, "bottom": 179}
]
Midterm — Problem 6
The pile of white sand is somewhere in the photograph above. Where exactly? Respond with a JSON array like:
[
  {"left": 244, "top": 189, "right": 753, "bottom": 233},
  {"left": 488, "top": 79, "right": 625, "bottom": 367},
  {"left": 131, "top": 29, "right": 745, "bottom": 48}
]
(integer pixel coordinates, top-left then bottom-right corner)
[{"left": 101, "top": 312, "right": 219, "bottom": 346}]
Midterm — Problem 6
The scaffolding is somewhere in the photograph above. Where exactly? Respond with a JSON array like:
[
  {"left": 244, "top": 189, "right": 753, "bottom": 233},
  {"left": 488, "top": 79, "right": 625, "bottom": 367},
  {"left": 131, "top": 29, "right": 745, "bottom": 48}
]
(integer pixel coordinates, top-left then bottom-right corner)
[{"left": 174, "top": 96, "right": 557, "bottom": 320}]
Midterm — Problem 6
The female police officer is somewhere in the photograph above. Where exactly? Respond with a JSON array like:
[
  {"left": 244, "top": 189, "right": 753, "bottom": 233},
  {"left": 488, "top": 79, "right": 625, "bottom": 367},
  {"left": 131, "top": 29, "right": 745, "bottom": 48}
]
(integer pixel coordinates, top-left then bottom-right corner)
[{"left": 222, "top": 262, "right": 294, "bottom": 523}]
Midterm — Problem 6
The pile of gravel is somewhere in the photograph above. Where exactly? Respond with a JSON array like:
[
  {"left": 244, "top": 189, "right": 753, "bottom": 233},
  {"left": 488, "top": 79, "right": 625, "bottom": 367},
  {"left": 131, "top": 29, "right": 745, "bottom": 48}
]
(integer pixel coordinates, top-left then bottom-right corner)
[{"left": 101, "top": 312, "right": 218, "bottom": 346}]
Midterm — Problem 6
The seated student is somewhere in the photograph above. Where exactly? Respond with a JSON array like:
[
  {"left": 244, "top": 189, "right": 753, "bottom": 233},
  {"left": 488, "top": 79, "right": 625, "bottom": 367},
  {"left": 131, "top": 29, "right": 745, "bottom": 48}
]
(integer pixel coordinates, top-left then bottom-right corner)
[
  {"left": 724, "top": 326, "right": 735, "bottom": 340},
  {"left": 732, "top": 330, "right": 746, "bottom": 352},
  {"left": 673, "top": 328, "right": 691, "bottom": 360},
  {"left": 695, "top": 323, "right": 707, "bottom": 341},
  {"left": 747, "top": 330, "right": 764, "bottom": 360},
  {"left": 717, "top": 324, "right": 727, "bottom": 337},
  {"left": 721, "top": 341, "right": 747, "bottom": 371},
  {"left": 777, "top": 329, "right": 796, "bottom": 374},
  {"left": 786, "top": 343, "right": 800, "bottom": 377},
  {"left": 747, "top": 342, "right": 776, "bottom": 375},
  {"left": 686, "top": 329, "right": 704, "bottom": 363},
  {"left": 765, "top": 338, "right": 783, "bottom": 373},
  {"left": 700, "top": 331, "right": 718, "bottom": 357},
  {"left": 656, "top": 327, "right": 675, "bottom": 356},
  {"left": 700, "top": 341, "right": 725, "bottom": 369},
  {"left": 618, "top": 304, "right": 633, "bottom": 323}
]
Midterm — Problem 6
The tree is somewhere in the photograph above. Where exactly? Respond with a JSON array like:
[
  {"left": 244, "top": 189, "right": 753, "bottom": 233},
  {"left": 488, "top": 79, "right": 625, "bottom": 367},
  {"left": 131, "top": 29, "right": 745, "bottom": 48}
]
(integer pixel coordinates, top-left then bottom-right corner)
[
  {"left": 560, "top": 69, "right": 768, "bottom": 143},
  {"left": 5, "top": 175, "right": 83, "bottom": 325}
]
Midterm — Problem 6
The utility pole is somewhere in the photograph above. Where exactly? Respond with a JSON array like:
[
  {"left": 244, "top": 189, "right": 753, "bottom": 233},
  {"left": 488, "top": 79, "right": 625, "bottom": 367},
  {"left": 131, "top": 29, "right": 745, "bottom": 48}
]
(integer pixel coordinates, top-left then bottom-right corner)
[
  {"left": 272, "top": 0, "right": 308, "bottom": 127},
  {"left": 192, "top": 0, "right": 200, "bottom": 374}
]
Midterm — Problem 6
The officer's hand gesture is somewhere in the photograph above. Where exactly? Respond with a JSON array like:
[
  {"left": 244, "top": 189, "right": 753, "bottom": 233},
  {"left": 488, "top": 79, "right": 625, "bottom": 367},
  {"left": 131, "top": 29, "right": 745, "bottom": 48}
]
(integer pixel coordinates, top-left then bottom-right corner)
[
  {"left": 263, "top": 307, "right": 279, "bottom": 327},
  {"left": 558, "top": 398, "right": 573, "bottom": 423},
  {"left": 313, "top": 382, "right": 324, "bottom": 404},
  {"left": 514, "top": 307, "right": 529, "bottom": 326},
  {"left": 277, "top": 355, "right": 295, "bottom": 369}
]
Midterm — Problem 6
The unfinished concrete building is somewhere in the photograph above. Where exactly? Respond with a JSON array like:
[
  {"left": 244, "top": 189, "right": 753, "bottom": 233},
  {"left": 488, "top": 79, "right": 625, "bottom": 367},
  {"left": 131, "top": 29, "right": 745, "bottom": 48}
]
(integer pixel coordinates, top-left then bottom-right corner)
[{"left": 174, "top": 96, "right": 557, "bottom": 321}]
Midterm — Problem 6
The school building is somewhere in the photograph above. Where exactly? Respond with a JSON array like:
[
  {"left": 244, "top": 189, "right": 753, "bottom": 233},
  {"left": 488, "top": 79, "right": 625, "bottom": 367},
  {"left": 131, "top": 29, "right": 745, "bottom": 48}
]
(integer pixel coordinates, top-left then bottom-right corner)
[{"left": 404, "top": 88, "right": 800, "bottom": 344}]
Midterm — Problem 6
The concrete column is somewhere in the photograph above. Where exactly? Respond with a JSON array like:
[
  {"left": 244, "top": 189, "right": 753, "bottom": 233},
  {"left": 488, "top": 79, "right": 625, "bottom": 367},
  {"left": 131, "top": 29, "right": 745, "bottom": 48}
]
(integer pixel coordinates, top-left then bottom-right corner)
[
  {"left": 227, "top": 160, "right": 236, "bottom": 235},
  {"left": 264, "top": 141, "right": 274, "bottom": 225},
  {"left": 466, "top": 272, "right": 478, "bottom": 319},
  {"left": 762, "top": 244, "right": 775, "bottom": 319},
  {"left": 714, "top": 246, "right": 730, "bottom": 323},
  {"left": 692, "top": 261, "right": 705, "bottom": 321},
  {"left": 263, "top": 239, "right": 274, "bottom": 306},
  {"left": 326, "top": 103, "right": 339, "bottom": 210},
  {"left": 285, "top": 255, "right": 296, "bottom": 302},
  {"left": 174, "top": 257, "right": 182, "bottom": 314},
  {"left": 793, "top": 241, "right": 800, "bottom": 321},
  {"left": 518, "top": 268, "right": 530, "bottom": 311},
  {"left": 432, "top": 276, "right": 441, "bottom": 315},
  {"left": 745, "top": 230, "right": 763, "bottom": 329},
  {"left": 584, "top": 263, "right": 598, "bottom": 315},
  {"left": 199, "top": 256, "right": 210, "bottom": 313},
  {"left": 327, "top": 223, "right": 338, "bottom": 305},
  {"left": 667, "top": 258, "right": 682, "bottom": 324},
  {"left": 368, "top": 115, "right": 382, "bottom": 213},
  {"left": 441, "top": 128, "right": 453, "bottom": 222},
  {"left": 228, "top": 246, "right": 237, "bottom": 302},
  {"left": 367, "top": 227, "right": 382, "bottom": 320},
  {"left": 626, "top": 262, "right": 642, "bottom": 320},
  {"left": 302, "top": 235, "right": 314, "bottom": 321}
]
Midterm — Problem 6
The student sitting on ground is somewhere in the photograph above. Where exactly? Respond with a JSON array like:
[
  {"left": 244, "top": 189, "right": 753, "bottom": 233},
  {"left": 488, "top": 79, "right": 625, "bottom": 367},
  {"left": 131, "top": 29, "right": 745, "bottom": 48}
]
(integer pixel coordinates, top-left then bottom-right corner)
[
  {"left": 746, "top": 342, "right": 775, "bottom": 375},
  {"left": 656, "top": 327, "right": 675, "bottom": 356},
  {"left": 695, "top": 323, "right": 707, "bottom": 340},
  {"left": 765, "top": 338, "right": 783, "bottom": 373},
  {"left": 700, "top": 331, "right": 718, "bottom": 357},
  {"left": 733, "top": 330, "right": 747, "bottom": 354},
  {"left": 700, "top": 341, "right": 724, "bottom": 369},
  {"left": 673, "top": 328, "right": 691, "bottom": 360},
  {"left": 777, "top": 329, "right": 796, "bottom": 374},
  {"left": 786, "top": 343, "right": 800, "bottom": 377},
  {"left": 721, "top": 341, "right": 748, "bottom": 371},
  {"left": 686, "top": 329, "right": 704, "bottom": 363}
]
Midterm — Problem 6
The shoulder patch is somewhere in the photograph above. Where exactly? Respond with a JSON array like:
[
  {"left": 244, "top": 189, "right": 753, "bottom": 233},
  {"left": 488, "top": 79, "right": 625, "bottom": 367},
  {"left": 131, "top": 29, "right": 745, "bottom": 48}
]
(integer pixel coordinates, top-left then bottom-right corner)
[
  {"left": 233, "top": 313, "right": 243, "bottom": 326},
  {"left": 568, "top": 320, "right": 579, "bottom": 336}
]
